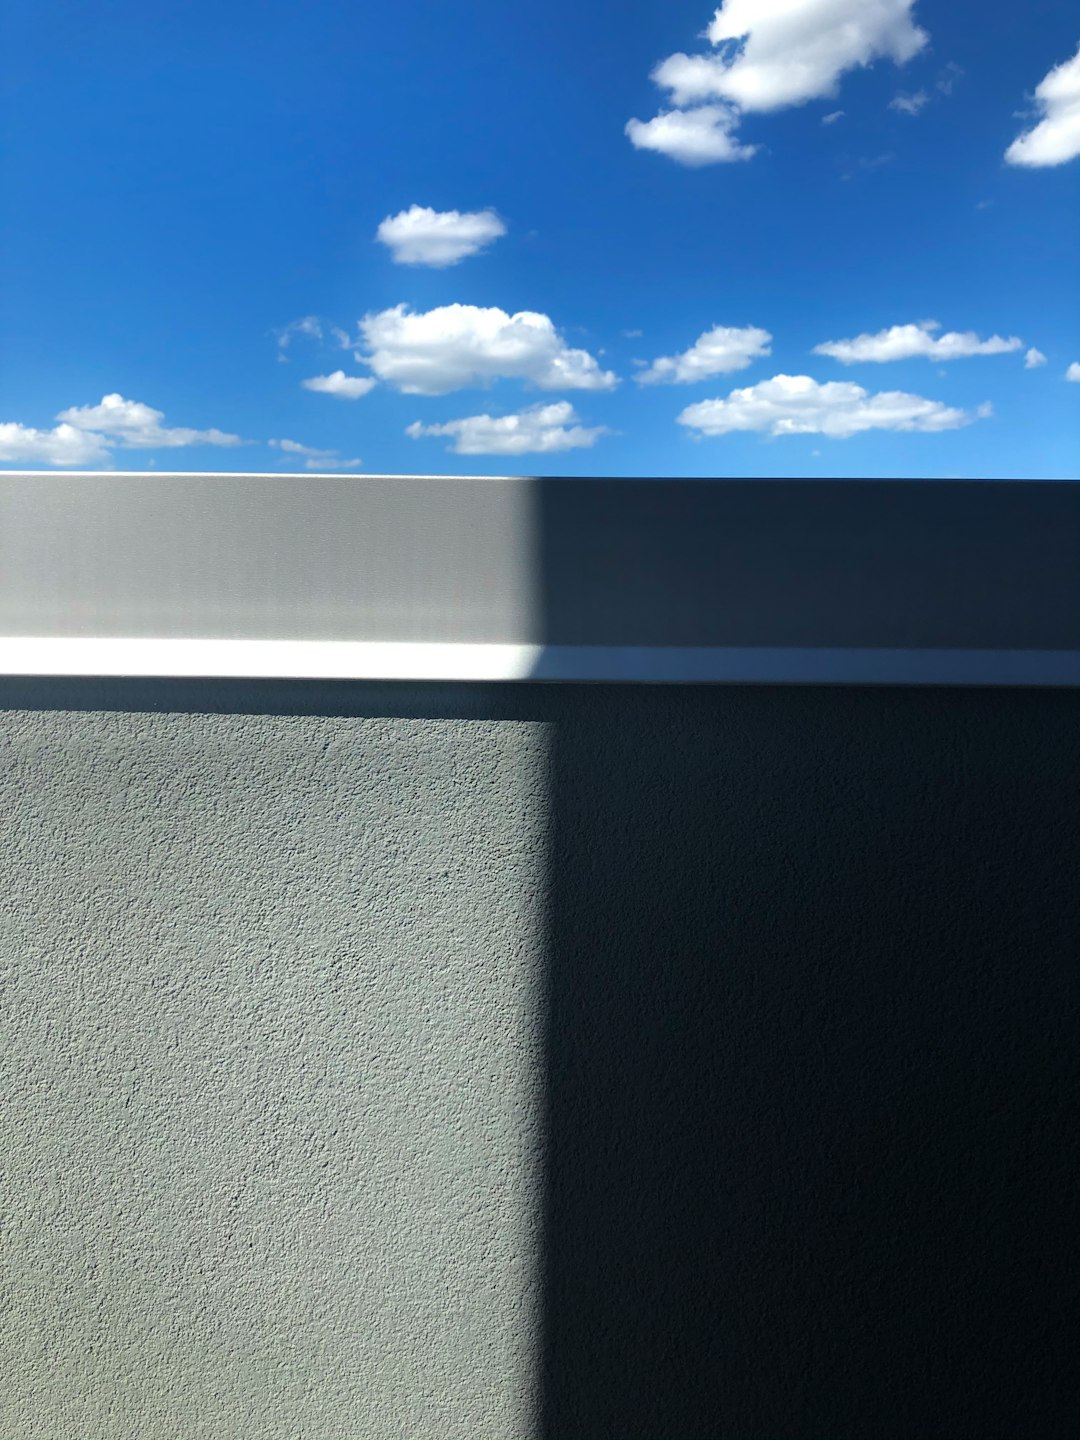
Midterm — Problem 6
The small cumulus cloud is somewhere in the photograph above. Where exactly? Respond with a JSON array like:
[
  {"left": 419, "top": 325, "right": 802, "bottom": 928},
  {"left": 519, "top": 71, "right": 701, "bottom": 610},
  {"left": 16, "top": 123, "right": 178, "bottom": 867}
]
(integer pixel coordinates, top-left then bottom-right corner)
[
  {"left": 814, "top": 320, "right": 1023, "bottom": 363},
  {"left": 635, "top": 325, "right": 772, "bottom": 384},
  {"left": 821, "top": 110, "right": 845, "bottom": 125},
  {"left": 890, "top": 63, "right": 961, "bottom": 115},
  {"left": 889, "top": 89, "right": 929, "bottom": 115},
  {"left": 840, "top": 152, "right": 895, "bottom": 180},
  {"left": 356, "top": 303, "right": 617, "bottom": 396},
  {"left": 1066, "top": 362, "right": 1080, "bottom": 382},
  {"left": 375, "top": 205, "right": 507, "bottom": 267},
  {"left": 301, "top": 371, "right": 377, "bottom": 399},
  {"left": 269, "top": 438, "right": 362, "bottom": 470},
  {"left": 271, "top": 438, "right": 327, "bottom": 456},
  {"left": 276, "top": 315, "right": 323, "bottom": 358},
  {"left": 677, "top": 374, "right": 988, "bottom": 439},
  {"left": 625, "top": 105, "right": 757, "bottom": 165},
  {"left": 1024, "top": 347, "right": 1048, "bottom": 369},
  {"left": 274, "top": 316, "right": 350, "bottom": 361},
  {"left": 1005, "top": 44, "right": 1080, "bottom": 167},
  {"left": 406, "top": 400, "right": 609, "bottom": 456}
]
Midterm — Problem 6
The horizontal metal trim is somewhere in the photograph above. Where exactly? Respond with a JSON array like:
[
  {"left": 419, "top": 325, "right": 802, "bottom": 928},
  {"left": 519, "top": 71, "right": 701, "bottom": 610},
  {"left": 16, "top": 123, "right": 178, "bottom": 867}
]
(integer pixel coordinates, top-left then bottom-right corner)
[
  {"left": 0, "top": 638, "right": 543, "bottom": 682},
  {"left": 0, "top": 638, "right": 1076, "bottom": 686}
]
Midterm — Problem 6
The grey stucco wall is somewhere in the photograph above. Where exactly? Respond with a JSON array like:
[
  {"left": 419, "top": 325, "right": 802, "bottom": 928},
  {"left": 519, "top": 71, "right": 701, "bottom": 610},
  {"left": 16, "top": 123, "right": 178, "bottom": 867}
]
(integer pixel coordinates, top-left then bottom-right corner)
[
  {"left": 2, "top": 679, "right": 1078, "bottom": 1439},
  {"left": 1, "top": 697, "right": 547, "bottom": 1439}
]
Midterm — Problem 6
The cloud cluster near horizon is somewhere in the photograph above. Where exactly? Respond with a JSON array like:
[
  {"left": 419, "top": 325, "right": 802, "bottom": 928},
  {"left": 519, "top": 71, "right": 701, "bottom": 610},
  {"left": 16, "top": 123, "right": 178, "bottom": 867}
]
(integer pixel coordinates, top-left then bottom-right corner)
[
  {"left": 1, "top": 394, "right": 243, "bottom": 467},
  {"left": 6, "top": 286, "right": 1059, "bottom": 464}
]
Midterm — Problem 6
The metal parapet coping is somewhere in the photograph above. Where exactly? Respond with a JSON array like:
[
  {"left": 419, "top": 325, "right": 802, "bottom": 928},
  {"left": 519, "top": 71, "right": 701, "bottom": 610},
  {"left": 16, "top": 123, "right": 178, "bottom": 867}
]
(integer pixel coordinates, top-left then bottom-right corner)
[{"left": 2, "top": 472, "right": 1077, "bottom": 686}]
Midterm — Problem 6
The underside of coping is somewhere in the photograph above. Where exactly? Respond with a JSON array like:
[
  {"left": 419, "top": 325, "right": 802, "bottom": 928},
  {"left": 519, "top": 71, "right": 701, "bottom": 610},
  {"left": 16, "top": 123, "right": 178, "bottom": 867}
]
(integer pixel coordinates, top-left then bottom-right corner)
[{"left": 0, "top": 638, "right": 1076, "bottom": 687}]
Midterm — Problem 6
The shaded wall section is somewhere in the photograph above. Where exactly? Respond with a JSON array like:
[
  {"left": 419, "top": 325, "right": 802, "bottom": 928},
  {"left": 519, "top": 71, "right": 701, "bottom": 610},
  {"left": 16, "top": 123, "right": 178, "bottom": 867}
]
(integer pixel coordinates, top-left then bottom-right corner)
[{"left": 541, "top": 684, "right": 1079, "bottom": 1439}]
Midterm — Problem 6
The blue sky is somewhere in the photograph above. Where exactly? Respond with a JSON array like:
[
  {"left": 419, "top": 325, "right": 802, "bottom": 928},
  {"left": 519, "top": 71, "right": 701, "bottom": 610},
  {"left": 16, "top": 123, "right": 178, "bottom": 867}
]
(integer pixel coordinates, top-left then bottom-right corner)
[{"left": 2, "top": 0, "right": 1078, "bottom": 478}]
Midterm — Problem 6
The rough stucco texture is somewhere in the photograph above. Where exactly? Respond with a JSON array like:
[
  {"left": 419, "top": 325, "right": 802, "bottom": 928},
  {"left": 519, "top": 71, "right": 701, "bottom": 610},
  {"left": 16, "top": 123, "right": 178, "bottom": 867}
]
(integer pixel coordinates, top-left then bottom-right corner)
[
  {"left": 0, "top": 705, "right": 548, "bottom": 1439},
  {"left": 1, "top": 682, "right": 1078, "bottom": 1439}
]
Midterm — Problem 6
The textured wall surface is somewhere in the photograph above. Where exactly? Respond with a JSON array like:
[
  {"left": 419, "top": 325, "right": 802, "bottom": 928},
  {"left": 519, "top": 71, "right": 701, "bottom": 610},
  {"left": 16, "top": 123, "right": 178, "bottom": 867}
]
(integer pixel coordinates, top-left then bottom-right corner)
[
  {"left": 539, "top": 683, "right": 1079, "bottom": 1440},
  {"left": 1, "top": 680, "right": 1078, "bottom": 1439},
  {"left": 0, "top": 694, "right": 548, "bottom": 1439}
]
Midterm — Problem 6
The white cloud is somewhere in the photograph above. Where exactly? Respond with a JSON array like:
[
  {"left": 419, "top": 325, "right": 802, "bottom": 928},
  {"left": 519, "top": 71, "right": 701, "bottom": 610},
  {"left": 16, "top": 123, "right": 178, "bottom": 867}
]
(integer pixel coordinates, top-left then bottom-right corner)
[
  {"left": 3, "top": 393, "right": 241, "bottom": 467},
  {"left": 274, "top": 316, "right": 351, "bottom": 361},
  {"left": 1067, "top": 362, "right": 1080, "bottom": 382},
  {"left": 357, "top": 303, "right": 618, "bottom": 396},
  {"left": 375, "top": 205, "right": 507, "bottom": 267},
  {"left": 635, "top": 325, "right": 772, "bottom": 384},
  {"left": 1024, "top": 347, "right": 1048, "bottom": 369},
  {"left": 406, "top": 401, "right": 609, "bottom": 455},
  {"left": 276, "top": 315, "right": 324, "bottom": 355},
  {"left": 629, "top": 1, "right": 928, "bottom": 165},
  {"left": 821, "top": 110, "right": 845, "bottom": 124},
  {"left": 889, "top": 89, "right": 929, "bottom": 115},
  {"left": 653, "top": 0, "right": 927, "bottom": 111},
  {"left": 677, "top": 374, "right": 986, "bottom": 438},
  {"left": 271, "top": 438, "right": 326, "bottom": 456},
  {"left": 841, "top": 152, "right": 894, "bottom": 179},
  {"left": 1005, "top": 44, "right": 1080, "bottom": 168},
  {"left": 889, "top": 64, "right": 960, "bottom": 115},
  {"left": 625, "top": 105, "right": 758, "bottom": 165},
  {"left": 57, "top": 394, "right": 243, "bottom": 448},
  {"left": 301, "top": 371, "right": 377, "bottom": 399},
  {"left": 269, "top": 438, "right": 362, "bottom": 470},
  {"left": 813, "top": 320, "right": 1023, "bottom": 363},
  {"left": 0, "top": 421, "right": 112, "bottom": 467}
]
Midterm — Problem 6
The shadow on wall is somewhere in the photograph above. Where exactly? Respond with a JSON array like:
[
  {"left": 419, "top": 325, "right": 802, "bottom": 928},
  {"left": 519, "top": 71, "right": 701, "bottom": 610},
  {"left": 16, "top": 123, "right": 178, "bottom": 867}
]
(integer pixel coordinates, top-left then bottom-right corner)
[{"left": 539, "top": 683, "right": 1080, "bottom": 1440}]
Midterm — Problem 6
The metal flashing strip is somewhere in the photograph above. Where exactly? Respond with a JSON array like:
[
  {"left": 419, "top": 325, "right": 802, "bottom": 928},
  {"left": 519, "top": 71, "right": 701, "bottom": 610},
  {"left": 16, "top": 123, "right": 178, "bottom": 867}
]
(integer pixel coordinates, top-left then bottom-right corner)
[
  {"left": 0, "top": 638, "right": 543, "bottom": 682},
  {"left": 0, "top": 638, "right": 1076, "bottom": 686}
]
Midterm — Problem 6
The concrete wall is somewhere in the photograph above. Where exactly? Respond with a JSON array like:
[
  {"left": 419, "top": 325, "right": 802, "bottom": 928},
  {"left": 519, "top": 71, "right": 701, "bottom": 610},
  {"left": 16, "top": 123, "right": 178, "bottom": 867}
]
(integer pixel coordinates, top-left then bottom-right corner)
[
  {"left": 0, "top": 687, "right": 547, "bottom": 1439},
  {"left": 2, "top": 678, "right": 1078, "bottom": 1438}
]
